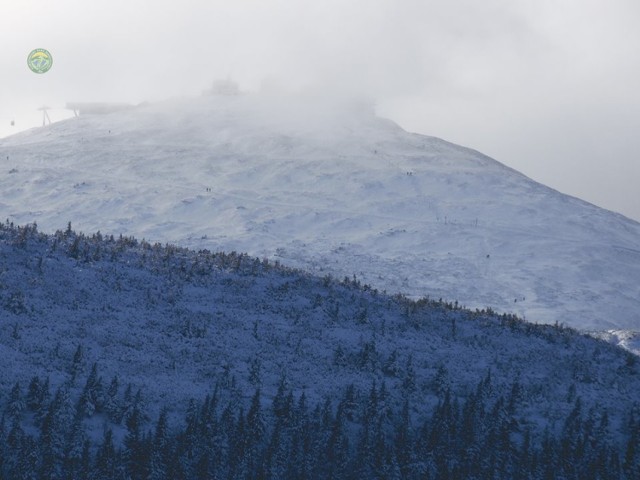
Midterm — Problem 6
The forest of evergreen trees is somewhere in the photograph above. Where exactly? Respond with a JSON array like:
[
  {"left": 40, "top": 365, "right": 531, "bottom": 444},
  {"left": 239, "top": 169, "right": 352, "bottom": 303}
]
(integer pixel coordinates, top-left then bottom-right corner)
[
  {"left": 1, "top": 222, "right": 639, "bottom": 479},
  {"left": 2, "top": 364, "right": 639, "bottom": 479}
]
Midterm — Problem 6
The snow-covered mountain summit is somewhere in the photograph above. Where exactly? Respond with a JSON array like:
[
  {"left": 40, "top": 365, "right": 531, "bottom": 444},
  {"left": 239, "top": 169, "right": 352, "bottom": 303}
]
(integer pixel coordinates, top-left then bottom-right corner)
[{"left": 1, "top": 93, "right": 639, "bottom": 332}]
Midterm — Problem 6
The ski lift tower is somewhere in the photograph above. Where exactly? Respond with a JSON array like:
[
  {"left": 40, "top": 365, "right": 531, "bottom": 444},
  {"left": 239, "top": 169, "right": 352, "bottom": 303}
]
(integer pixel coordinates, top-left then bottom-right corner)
[{"left": 38, "top": 105, "right": 52, "bottom": 126}]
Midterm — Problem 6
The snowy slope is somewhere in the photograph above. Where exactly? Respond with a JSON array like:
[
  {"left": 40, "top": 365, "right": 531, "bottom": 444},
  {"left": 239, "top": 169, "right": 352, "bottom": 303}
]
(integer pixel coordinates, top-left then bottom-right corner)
[{"left": 1, "top": 93, "right": 639, "bottom": 334}]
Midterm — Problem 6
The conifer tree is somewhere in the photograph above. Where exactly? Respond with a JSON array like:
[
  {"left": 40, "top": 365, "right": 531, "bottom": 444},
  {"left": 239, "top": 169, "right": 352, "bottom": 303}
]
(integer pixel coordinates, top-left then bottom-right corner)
[
  {"left": 78, "top": 362, "right": 104, "bottom": 417},
  {"left": 94, "top": 429, "right": 118, "bottom": 480},
  {"left": 104, "top": 375, "right": 120, "bottom": 422},
  {"left": 63, "top": 414, "right": 87, "bottom": 480},
  {"left": 149, "top": 409, "right": 170, "bottom": 480},
  {"left": 5, "top": 382, "right": 24, "bottom": 422},
  {"left": 124, "top": 403, "right": 148, "bottom": 480}
]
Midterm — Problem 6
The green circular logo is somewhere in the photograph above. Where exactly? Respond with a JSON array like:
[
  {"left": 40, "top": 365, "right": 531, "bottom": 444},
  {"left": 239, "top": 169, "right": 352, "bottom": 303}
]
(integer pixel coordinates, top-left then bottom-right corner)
[{"left": 28, "top": 48, "right": 53, "bottom": 74}]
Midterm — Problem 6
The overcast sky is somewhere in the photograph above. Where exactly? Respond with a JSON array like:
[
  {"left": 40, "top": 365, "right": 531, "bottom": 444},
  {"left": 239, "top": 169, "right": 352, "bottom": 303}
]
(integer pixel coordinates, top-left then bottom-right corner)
[{"left": 1, "top": 0, "right": 639, "bottom": 221}]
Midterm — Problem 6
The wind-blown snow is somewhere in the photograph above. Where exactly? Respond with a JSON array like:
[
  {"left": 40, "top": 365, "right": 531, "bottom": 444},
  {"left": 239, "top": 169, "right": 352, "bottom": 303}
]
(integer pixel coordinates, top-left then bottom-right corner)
[{"left": 1, "top": 93, "right": 639, "bottom": 334}]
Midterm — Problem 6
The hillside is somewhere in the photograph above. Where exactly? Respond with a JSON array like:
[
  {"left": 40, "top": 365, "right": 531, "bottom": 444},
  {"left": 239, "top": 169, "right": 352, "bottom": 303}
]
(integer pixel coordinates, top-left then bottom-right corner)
[
  {"left": 1, "top": 93, "right": 639, "bottom": 339},
  {"left": 0, "top": 222, "right": 639, "bottom": 478}
]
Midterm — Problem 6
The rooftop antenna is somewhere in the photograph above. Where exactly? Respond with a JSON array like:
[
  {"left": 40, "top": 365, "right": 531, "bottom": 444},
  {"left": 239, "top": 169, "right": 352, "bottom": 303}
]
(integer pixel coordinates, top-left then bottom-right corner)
[{"left": 38, "top": 105, "right": 51, "bottom": 126}]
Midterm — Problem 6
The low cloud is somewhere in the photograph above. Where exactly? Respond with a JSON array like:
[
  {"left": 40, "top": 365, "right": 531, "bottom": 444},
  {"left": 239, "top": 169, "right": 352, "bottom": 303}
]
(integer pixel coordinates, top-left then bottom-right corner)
[{"left": 1, "top": 0, "right": 638, "bottom": 220}]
